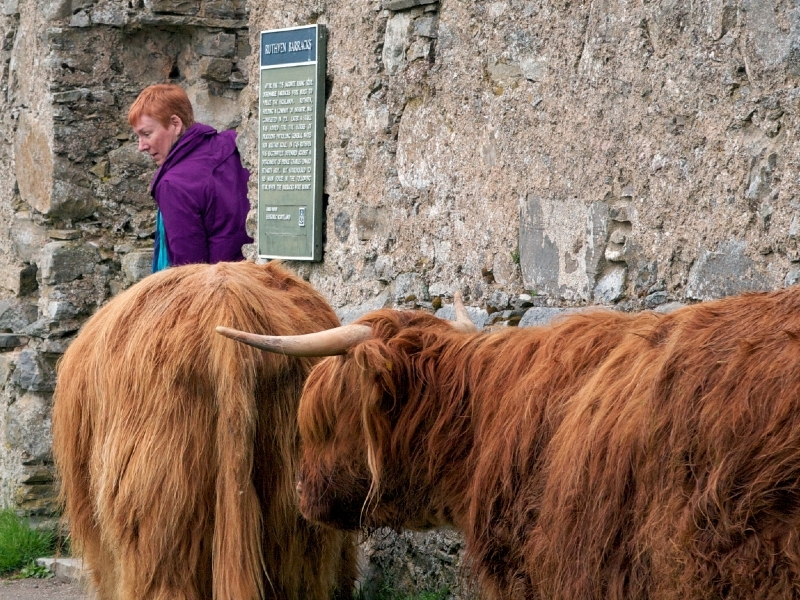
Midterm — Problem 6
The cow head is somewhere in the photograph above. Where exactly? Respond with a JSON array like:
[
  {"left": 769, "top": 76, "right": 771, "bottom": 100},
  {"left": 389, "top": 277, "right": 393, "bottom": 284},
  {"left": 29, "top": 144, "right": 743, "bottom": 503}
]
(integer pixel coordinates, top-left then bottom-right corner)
[{"left": 217, "top": 294, "right": 475, "bottom": 531}]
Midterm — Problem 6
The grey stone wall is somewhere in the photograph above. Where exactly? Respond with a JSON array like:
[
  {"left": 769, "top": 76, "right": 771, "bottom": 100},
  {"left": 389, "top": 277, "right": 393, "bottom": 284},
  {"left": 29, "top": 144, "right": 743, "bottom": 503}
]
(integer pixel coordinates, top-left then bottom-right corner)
[
  {"left": 0, "top": 0, "right": 250, "bottom": 517},
  {"left": 0, "top": 0, "right": 799, "bottom": 596}
]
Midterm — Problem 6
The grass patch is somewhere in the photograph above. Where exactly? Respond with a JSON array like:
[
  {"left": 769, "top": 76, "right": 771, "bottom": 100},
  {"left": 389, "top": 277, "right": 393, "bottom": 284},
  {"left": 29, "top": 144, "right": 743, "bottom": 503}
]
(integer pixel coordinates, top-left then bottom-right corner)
[
  {"left": 355, "top": 581, "right": 450, "bottom": 600},
  {"left": 0, "top": 509, "right": 56, "bottom": 575}
]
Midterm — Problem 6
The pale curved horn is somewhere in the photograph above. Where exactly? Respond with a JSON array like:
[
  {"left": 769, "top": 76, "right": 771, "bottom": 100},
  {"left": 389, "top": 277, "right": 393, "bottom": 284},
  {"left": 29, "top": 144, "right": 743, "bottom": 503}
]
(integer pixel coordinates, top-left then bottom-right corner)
[
  {"left": 451, "top": 291, "right": 477, "bottom": 332},
  {"left": 215, "top": 323, "right": 372, "bottom": 357}
]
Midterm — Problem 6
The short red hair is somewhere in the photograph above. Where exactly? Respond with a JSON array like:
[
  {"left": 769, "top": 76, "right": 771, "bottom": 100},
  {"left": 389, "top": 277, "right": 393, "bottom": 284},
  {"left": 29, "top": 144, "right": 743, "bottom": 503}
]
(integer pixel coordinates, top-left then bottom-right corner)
[{"left": 128, "top": 84, "right": 195, "bottom": 129}]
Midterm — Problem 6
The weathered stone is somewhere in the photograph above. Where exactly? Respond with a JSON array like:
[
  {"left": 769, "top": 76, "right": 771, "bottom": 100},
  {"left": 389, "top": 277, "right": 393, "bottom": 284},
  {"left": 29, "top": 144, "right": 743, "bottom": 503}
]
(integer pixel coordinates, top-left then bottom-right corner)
[
  {"left": 383, "top": 0, "right": 437, "bottom": 10},
  {"left": 786, "top": 267, "right": 800, "bottom": 287},
  {"left": 336, "top": 290, "right": 392, "bottom": 325},
  {"left": 519, "top": 307, "right": 582, "bottom": 328},
  {"left": 644, "top": 290, "right": 669, "bottom": 308},
  {"left": 487, "top": 290, "right": 509, "bottom": 311},
  {"left": 41, "top": 0, "right": 71, "bottom": 20},
  {"left": 144, "top": 0, "right": 200, "bottom": 15},
  {"left": 39, "top": 242, "right": 100, "bottom": 285},
  {"left": 3, "top": 0, "right": 18, "bottom": 15},
  {"left": 435, "top": 304, "right": 488, "bottom": 330},
  {"left": 69, "top": 10, "right": 91, "bottom": 27},
  {"left": 14, "top": 482, "right": 58, "bottom": 515},
  {"left": 91, "top": 1, "right": 129, "bottom": 26},
  {"left": 333, "top": 211, "right": 351, "bottom": 243},
  {"left": 47, "top": 229, "right": 81, "bottom": 241},
  {"left": 196, "top": 31, "right": 236, "bottom": 57},
  {"left": 413, "top": 15, "right": 438, "bottom": 38},
  {"left": 488, "top": 58, "right": 523, "bottom": 86},
  {"left": 383, "top": 11, "right": 414, "bottom": 75},
  {"left": 10, "top": 351, "right": 55, "bottom": 393},
  {"left": 46, "top": 300, "right": 78, "bottom": 320},
  {"left": 122, "top": 251, "right": 153, "bottom": 283},
  {"left": 519, "top": 194, "right": 559, "bottom": 297},
  {"left": 14, "top": 111, "right": 54, "bottom": 216},
  {"left": 21, "top": 467, "right": 54, "bottom": 485},
  {"left": 394, "top": 272, "right": 429, "bottom": 303},
  {"left": 199, "top": 56, "right": 232, "bottom": 82},
  {"left": 686, "top": 240, "right": 771, "bottom": 301},
  {"left": 0, "top": 335, "right": 26, "bottom": 350},
  {"left": 11, "top": 214, "right": 48, "bottom": 264},
  {"left": 204, "top": 0, "right": 236, "bottom": 18},
  {"left": 520, "top": 54, "right": 547, "bottom": 82},
  {"left": 0, "top": 300, "right": 38, "bottom": 333},
  {"left": 594, "top": 266, "right": 627, "bottom": 304}
]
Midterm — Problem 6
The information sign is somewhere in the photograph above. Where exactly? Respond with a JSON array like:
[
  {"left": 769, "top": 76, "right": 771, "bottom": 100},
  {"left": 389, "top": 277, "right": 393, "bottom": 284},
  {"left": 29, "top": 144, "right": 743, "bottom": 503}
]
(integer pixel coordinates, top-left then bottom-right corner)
[{"left": 258, "top": 25, "right": 326, "bottom": 261}]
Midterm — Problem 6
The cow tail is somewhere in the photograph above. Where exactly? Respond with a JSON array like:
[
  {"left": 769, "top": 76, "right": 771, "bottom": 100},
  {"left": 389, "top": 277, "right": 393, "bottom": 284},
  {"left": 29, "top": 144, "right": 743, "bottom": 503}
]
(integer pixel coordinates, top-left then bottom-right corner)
[{"left": 210, "top": 333, "right": 265, "bottom": 600}]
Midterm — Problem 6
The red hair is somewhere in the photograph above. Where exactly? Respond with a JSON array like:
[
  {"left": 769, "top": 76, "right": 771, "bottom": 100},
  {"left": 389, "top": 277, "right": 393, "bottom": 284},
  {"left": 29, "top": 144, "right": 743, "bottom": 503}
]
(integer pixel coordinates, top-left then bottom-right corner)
[{"left": 128, "top": 83, "right": 195, "bottom": 129}]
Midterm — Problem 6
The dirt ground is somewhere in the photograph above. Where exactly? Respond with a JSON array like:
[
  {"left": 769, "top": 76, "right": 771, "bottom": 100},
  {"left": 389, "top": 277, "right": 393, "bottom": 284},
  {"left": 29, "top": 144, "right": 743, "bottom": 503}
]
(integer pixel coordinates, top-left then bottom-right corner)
[{"left": 0, "top": 578, "right": 89, "bottom": 600}]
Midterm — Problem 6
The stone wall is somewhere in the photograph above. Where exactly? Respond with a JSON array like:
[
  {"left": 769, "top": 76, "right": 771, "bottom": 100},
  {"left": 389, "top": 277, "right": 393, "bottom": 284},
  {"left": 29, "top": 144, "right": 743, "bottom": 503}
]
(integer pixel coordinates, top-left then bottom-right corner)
[
  {"left": 0, "top": 0, "right": 250, "bottom": 517},
  {"left": 245, "top": 0, "right": 800, "bottom": 321},
  {"left": 0, "top": 0, "right": 799, "bottom": 595}
]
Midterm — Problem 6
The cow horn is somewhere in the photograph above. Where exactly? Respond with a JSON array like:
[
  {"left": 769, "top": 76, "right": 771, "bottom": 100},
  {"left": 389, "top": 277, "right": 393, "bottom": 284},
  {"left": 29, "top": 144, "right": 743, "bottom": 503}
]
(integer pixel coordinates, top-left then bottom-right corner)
[
  {"left": 215, "top": 323, "right": 373, "bottom": 357},
  {"left": 451, "top": 291, "right": 477, "bottom": 332}
]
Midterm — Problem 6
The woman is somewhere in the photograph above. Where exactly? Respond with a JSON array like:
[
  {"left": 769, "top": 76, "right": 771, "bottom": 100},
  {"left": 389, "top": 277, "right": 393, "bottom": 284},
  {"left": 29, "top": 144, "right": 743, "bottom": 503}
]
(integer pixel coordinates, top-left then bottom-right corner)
[{"left": 128, "top": 84, "right": 253, "bottom": 272}]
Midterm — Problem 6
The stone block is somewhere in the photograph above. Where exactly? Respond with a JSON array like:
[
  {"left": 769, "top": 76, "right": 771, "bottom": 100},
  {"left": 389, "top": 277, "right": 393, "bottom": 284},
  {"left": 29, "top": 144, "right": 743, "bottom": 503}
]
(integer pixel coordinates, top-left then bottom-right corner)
[
  {"left": 196, "top": 31, "right": 236, "bottom": 57},
  {"left": 383, "top": 0, "right": 437, "bottom": 10},
  {"left": 122, "top": 250, "right": 154, "bottom": 283},
  {"left": 594, "top": 266, "right": 627, "bottom": 304},
  {"left": 519, "top": 307, "right": 582, "bottom": 328},
  {"left": 383, "top": 11, "right": 414, "bottom": 75},
  {"left": 14, "top": 111, "right": 54, "bottom": 215},
  {"left": 2, "top": 0, "right": 18, "bottom": 15},
  {"left": 41, "top": 0, "right": 71, "bottom": 20},
  {"left": 487, "top": 290, "right": 509, "bottom": 311},
  {"left": 413, "top": 15, "right": 438, "bottom": 38},
  {"left": 0, "top": 300, "right": 38, "bottom": 332},
  {"left": 69, "top": 10, "right": 91, "bottom": 27},
  {"left": 394, "top": 272, "right": 429, "bottom": 303},
  {"left": 40, "top": 242, "right": 100, "bottom": 285},
  {"left": 46, "top": 300, "right": 78, "bottom": 320},
  {"left": 11, "top": 350, "right": 55, "bottom": 392},
  {"left": 199, "top": 56, "right": 232, "bottom": 82},
  {"left": 0, "top": 335, "right": 26, "bottom": 350},
  {"left": 685, "top": 240, "right": 770, "bottom": 301},
  {"left": 11, "top": 214, "right": 48, "bottom": 264},
  {"left": 91, "top": 1, "right": 129, "bottom": 26},
  {"left": 144, "top": 0, "right": 200, "bottom": 15},
  {"left": 519, "top": 194, "right": 559, "bottom": 296},
  {"left": 204, "top": 0, "right": 235, "bottom": 17},
  {"left": 6, "top": 392, "right": 53, "bottom": 465},
  {"left": 336, "top": 290, "right": 392, "bottom": 325}
]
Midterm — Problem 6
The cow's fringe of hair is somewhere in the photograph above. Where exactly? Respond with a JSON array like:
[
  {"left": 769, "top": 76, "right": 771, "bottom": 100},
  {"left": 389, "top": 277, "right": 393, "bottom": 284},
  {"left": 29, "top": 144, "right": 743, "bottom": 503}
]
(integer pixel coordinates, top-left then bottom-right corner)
[
  {"left": 301, "top": 288, "right": 800, "bottom": 599},
  {"left": 54, "top": 261, "right": 357, "bottom": 600}
]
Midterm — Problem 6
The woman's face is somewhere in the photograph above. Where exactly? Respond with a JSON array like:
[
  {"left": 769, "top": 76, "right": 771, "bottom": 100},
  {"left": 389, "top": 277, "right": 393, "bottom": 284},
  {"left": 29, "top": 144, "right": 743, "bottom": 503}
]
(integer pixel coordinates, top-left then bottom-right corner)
[{"left": 132, "top": 114, "right": 183, "bottom": 166}]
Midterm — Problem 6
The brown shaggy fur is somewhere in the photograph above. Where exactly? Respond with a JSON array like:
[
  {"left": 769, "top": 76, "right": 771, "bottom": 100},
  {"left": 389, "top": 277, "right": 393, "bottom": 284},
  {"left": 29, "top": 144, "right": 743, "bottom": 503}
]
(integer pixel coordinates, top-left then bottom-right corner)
[
  {"left": 297, "top": 287, "right": 800, "bottom": 600},
  {"left": 53, "top": 261, "right": 357, "bottom": 600}
]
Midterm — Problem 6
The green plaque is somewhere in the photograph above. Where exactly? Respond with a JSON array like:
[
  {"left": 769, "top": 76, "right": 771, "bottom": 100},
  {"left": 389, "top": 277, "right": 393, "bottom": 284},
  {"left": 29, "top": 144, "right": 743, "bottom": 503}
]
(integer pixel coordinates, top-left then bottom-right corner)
[{"left": 258, "top": 25, "right": 326, "bottom": 261}]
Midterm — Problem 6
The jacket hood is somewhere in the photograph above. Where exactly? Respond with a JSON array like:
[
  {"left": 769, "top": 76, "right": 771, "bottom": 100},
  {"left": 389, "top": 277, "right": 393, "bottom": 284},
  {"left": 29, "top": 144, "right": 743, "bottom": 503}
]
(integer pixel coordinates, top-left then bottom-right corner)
[{"left": 150, "top": 123, "right": 237, "bottom": 194}]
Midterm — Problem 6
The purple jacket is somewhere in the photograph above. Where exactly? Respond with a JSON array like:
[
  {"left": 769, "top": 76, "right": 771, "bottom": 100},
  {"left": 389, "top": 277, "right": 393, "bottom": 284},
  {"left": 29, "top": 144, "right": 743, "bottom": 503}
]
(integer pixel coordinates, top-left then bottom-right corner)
[{"left": 150, "top": 123, "right": 253, "bottom": 266}]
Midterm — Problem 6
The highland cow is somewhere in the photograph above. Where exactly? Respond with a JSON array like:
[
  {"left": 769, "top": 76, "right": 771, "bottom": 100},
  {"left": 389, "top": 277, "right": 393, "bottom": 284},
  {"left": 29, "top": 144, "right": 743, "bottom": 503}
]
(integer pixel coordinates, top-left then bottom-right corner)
[
  {"left": 53, "top": 261, "right": 356, "bottom": 600},
  {"left": 218, "top": 289, "right": 800, "bottom": 600}
]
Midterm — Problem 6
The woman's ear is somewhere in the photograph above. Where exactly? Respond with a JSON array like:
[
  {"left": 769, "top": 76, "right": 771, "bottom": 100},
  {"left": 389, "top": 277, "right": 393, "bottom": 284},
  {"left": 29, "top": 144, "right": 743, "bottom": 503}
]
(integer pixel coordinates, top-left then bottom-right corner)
[{"left": 169, "top": 114, "right": 185, "bottom": 135}]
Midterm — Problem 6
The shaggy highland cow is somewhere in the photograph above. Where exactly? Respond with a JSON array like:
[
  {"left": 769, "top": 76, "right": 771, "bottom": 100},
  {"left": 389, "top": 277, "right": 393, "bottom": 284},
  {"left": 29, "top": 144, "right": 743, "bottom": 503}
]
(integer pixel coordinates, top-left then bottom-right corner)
[
  {"left": 219, "top": 289, "right": 800, "bottom": 600},
  {"left": 53, "top": 261, "right": 356, "bottom": 600}
]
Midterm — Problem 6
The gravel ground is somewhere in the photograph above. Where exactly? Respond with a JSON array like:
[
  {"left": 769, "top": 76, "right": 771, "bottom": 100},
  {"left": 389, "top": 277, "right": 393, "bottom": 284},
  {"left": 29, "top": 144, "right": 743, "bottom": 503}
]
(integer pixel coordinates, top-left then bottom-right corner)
[{"left": 0, "top": 578, "right": 89, "bottom": 600}]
